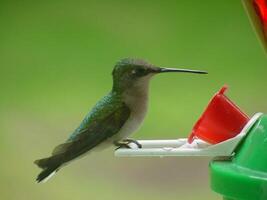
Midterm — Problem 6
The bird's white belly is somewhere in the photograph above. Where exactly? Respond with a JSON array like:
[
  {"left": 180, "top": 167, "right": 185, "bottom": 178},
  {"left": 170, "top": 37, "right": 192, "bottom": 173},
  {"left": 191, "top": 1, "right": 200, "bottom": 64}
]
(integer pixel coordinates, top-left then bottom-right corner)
[
  {"left": 114, "top": 111, "right": 146, "bottom": 140},
  {"left": 94, "top": 97, "right": 148, "bottom": 151}
]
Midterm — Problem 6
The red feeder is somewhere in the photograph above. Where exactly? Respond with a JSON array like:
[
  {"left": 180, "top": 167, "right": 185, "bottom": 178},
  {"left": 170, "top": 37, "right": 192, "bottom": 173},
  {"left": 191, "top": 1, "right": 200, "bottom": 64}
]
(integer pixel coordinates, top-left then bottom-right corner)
[
  {"left": 254, "top": 0, "right": 267, "bottom": 27},
  {"left": 188, "top": 85, "right": 250, "bottom": 144},
  {"left": 254, "top": 0, "right": 267, "bottom": 41}
]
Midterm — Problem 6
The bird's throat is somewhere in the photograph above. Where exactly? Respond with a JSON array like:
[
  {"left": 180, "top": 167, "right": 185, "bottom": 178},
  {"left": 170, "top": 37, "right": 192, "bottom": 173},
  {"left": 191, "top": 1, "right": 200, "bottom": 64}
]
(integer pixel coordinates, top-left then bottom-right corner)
[{"left": 122, "top": 77, "right": 150, "bottom": 106}]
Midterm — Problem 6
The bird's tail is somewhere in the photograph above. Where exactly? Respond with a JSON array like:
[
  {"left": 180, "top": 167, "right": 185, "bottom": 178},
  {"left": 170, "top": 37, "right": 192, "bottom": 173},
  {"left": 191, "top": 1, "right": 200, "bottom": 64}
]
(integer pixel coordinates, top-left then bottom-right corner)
[{"left": 34, "top": 156, "right": 61, "bottom": 183}]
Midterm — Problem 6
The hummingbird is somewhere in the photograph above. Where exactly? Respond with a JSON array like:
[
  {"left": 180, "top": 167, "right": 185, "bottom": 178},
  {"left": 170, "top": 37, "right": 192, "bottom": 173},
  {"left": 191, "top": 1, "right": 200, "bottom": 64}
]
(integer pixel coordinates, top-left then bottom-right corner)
[{"left": 34, "top": 58, "right": 207, "bottom": 183}]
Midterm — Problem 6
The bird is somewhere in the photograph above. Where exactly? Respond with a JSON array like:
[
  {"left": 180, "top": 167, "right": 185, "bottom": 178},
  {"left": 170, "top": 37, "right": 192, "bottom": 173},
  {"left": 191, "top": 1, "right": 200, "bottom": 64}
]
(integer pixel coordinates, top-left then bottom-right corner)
[{"left": 34, "top": 58, "right": 207, "bottom": 183}]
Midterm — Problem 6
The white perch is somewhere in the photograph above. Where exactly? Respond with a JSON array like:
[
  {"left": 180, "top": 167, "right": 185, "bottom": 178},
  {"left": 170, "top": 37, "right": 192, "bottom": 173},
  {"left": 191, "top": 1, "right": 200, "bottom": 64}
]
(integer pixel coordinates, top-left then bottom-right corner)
[
  {"left": 133, "top": 139, "right": 188, "bottom": 148},
  {"left": 115, "top": 113, "right": 262, "bottom": 158}
]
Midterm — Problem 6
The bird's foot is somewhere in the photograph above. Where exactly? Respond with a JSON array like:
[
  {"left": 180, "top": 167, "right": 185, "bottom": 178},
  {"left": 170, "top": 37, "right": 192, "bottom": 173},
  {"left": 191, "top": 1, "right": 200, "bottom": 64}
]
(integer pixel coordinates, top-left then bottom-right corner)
[
  {"left": 124, "top": 139, "right": 142, "bottom": 148},
  {"left": 114, "top": 139, "right": 142, "bottom": 150}
]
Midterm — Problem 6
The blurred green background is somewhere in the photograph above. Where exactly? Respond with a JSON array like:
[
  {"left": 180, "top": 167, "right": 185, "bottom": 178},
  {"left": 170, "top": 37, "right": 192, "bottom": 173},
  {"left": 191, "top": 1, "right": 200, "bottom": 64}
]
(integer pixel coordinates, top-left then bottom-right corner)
[{"left": 1, "top": 0, "right": 266, "bottom": 200}]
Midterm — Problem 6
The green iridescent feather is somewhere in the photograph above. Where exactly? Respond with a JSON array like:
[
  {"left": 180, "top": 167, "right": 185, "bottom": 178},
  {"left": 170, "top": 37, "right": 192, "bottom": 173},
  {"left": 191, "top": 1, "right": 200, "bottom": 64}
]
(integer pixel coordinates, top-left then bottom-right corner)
[{"left": 53, "top": 91, "right": 131, "bottom": 159}]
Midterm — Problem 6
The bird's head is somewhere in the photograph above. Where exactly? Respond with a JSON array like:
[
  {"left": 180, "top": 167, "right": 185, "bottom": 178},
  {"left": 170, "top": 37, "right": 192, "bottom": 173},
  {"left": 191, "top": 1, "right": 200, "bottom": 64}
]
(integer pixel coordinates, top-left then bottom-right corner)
[{"left": 112, "top": 58, "right": 207, "bottom": 94}]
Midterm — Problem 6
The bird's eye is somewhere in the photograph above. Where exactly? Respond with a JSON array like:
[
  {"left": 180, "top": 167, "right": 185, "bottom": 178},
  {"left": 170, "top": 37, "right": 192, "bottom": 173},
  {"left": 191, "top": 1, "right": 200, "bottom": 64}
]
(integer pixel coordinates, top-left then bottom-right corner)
[
  {"left": 135, "top": 68, "right": 146, "bottom": 76},
  {"left": 130, "top": 68, "right": 147, "bottom": 77}
]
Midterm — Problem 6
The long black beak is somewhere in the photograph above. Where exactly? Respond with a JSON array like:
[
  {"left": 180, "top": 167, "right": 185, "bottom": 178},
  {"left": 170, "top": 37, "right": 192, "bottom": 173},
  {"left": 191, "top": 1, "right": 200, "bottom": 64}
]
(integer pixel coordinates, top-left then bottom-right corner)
[{"left": 155, "top": 67, "right": 208, "bottom": 74}]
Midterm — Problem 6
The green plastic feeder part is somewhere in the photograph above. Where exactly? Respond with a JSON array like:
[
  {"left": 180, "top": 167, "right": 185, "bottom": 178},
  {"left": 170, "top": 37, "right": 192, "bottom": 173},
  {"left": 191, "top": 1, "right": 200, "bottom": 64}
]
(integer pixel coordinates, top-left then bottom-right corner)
[{"left": 210, "top": 114, "right": 267, "bottom": 200}]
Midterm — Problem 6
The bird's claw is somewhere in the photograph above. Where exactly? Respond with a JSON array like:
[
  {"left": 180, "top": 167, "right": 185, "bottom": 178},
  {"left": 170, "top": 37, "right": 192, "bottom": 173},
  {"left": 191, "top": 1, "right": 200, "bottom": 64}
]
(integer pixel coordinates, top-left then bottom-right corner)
[
  {"left": 124, "top": 139, "right": 142, "bottom": 148},
  {"left": 114, "top": 139, "right": 142, "bottom": 150}
]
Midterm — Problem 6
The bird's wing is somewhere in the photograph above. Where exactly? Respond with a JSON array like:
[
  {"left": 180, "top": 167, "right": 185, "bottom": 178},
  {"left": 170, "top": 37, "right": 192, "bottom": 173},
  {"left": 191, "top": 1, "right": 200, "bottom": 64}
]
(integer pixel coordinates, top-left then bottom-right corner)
[{"left": 51, "top": 102, "right": 131, "bottom": 162}]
